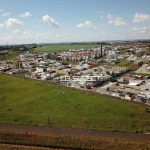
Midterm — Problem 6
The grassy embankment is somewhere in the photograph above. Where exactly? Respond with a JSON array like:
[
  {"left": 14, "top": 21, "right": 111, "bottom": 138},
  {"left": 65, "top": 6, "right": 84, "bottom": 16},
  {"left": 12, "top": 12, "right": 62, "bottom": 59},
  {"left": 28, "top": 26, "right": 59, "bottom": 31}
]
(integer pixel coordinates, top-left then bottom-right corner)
[
  {"left": 34, "top": 44, "right": 101, "bottom": 52},
  {"left": 0, "top": 74, "right": 150, "bottom": 132}
]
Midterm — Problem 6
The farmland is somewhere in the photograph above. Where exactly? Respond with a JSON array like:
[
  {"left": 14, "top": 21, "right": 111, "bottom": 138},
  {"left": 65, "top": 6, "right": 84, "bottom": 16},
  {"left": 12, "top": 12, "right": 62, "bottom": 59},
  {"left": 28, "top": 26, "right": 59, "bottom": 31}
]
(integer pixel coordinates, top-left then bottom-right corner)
[
  {"left": 0, "top": 74, "right": 150, "bottom": 132},
  {"left": 34, "top": 44, "right": 101, "bottom": 52}
]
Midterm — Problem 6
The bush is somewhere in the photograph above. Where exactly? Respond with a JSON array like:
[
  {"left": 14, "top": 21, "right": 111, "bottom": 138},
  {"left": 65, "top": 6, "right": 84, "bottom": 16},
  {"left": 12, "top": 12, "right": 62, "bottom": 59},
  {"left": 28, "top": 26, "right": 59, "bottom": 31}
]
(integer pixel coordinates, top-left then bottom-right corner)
[
  {"left": 62, "top": 62, "right": 68, "bottom": 65},
  {"left": 109, "top": 78, "right": 117, "bottom": 82}
]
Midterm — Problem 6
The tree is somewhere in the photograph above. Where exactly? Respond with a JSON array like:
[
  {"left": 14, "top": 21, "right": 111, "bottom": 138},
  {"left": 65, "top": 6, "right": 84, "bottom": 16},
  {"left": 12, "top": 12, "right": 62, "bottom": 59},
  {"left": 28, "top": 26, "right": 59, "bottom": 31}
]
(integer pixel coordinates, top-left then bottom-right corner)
[{"left": 109, "top": 77, "right": 117, "bottom": 82}]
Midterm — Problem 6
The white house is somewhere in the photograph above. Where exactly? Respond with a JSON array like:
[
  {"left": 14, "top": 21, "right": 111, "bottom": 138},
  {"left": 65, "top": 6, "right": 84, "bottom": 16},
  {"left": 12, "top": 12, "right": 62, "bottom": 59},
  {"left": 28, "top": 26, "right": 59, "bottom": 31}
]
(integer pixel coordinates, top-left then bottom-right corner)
[{"left": 36, "top": 67, "right": 47, "bottom": 72}]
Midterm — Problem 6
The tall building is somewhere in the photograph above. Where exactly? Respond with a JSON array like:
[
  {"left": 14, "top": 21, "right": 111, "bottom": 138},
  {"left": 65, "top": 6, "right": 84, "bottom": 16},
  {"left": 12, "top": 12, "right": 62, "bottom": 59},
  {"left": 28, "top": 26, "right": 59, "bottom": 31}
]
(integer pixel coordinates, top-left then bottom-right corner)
[
  {"left": 107, "top": 50, "right": 117, "bottom": 60},
  {"left": 100, "top": 45, "right": 102, "bottom": 57}
]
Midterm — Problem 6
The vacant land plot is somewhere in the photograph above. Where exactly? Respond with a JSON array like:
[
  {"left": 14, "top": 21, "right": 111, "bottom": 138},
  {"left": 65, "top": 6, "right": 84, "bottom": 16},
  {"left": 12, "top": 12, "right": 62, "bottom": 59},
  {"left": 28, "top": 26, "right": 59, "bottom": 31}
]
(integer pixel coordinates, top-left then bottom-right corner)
[
  {"left": 135, "top": 64, "right": 150, "bottom": 75},
  {"left": 0, "top": 51, "right": 23, "bottom": 61},
  {"left": 0, "top": 74, "right": 150, "bottom": 132},
  {"left": 111, "top": 61, "right": 139, "bottom": 71},
  {"left": 34, "top": 44, "right": 101, "bottom": 52}
]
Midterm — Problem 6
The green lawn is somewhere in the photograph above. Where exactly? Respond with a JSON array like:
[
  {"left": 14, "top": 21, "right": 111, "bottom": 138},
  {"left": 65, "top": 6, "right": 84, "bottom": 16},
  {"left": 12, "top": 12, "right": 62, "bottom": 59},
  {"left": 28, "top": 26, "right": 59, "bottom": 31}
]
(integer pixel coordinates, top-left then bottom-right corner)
[
  {"left": 34, "top": 44, "right": 101, "bottom": 52},
  {"left": 0, "top": 74, "right": 150, "bottom": 132}
]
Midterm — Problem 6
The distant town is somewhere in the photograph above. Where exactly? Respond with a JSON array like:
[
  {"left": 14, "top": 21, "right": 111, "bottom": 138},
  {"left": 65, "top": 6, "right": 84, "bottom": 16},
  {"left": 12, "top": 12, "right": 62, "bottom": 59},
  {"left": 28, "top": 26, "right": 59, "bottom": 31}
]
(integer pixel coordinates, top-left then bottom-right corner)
[{"left": 1, "top": 41, "right": 150, "bottom": 104}]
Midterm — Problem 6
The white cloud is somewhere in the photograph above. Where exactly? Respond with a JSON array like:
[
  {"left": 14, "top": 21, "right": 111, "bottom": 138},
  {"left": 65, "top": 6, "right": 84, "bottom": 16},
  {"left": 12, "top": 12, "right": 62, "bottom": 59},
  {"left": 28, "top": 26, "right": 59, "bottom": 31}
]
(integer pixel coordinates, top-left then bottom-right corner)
[
  {"left": 12, "top": 29, "right": 21, "bottom": 34},
  {"left": 132, "top": 27, "right": 138, "bottom": 31},
  {"left": 85, "top": 21, "right": 93, "bottom": 27},
  {"left": 107, "top": 14, "right": 113, "bottom": 19},
  {"left": 114, "top": 17, "right": 127, "bottom": 26},
  {"left": 56, "top": 35, "right": 62, "bottom": 38},
  {"left": 108, "top": 20, "right": 113, "bottom": 24},
  {"left": 131, "top": 26, "right": 150, "bottom": 35},
  {"left": 77, "top": 21, "right": 94, "bottom": 28},
  {"left": 5, "top": 18, "right": 23, "bottom": 27},
  {"left": 97, "top": 11, "right": 100, "bottom": 14},
  {"left": 43, "top": 15, "right": 59, "bottom": 27},
  {"left": 0, "top": 23, "right": 4, "bottom": 28},
  {"left": 20, "top": 12, "right": 32, "bottom": 17},
  {"left": 133, "top": 13, "right": 150, "bottom": 22},
  {"left": 107, "top": 14, "right": 127, "bottom": 26},
  {"left": 23, "top": 31, "right": 32, "bottom": 37},
  {"left": 141, "top": 26, "right": 149, "bottom": 33},
  {"left": 76, "top": 23, "right": 84, "bottom": 28},
  {"left": 93, "top": 26, "right": 98, "bottom": 29},
  {"left": 4, "top": 35, "right": 15, "bottom": 40},
  {"left": 0, "top": 9, "right": 4, "bottom": 12},
  {"left": 101, "top": 32, "right": 106, "bottom": 35},
  {"left": 100, "top": 16, "right": 104, "bottom": 19},
  {"left": 1, "top": 12, "right": 10, "bottom": 16},
  {"left": 36, "top": 32, "right": 52, "bottom": 36}
]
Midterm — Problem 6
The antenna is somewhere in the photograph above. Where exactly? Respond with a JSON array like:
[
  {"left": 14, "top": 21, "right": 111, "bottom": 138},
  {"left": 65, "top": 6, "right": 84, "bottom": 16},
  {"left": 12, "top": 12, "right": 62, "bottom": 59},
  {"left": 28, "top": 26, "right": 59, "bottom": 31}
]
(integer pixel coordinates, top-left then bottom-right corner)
[{"left": 6, "top": 42, "right": 8, "bottom": 47}]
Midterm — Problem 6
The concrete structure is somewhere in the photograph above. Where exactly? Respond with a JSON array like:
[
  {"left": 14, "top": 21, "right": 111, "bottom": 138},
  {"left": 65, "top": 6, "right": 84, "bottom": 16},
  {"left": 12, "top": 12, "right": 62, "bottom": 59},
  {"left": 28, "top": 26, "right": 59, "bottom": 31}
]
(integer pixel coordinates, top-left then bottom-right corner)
[
  {"left": 13, "top": 61, "right": 22, "bottom": 69},
  {"left": 43, "top": 53, "right": 52, "bottom": 59},
  {"left": 100, "top": 45, "right": 102, "bottom": 57},
  {"left": 36, "top": 67, "right": 47, "bottom": 72},
  {"left": 107, "top": 50, "right": 117, "bottom": 60}
]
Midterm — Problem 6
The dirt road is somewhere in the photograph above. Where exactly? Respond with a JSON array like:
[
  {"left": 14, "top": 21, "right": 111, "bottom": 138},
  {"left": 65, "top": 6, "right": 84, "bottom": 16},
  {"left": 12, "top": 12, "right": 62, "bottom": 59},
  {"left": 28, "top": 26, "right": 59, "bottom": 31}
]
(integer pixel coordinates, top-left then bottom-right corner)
[{"left": 0, "top": 124, "right": 150, "bottom": 142}]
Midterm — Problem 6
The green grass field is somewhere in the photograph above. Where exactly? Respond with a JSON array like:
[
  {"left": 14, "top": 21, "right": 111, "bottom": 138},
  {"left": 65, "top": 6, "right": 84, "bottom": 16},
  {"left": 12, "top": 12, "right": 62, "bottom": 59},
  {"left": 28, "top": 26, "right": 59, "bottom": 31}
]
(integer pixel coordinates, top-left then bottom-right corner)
[
  {"left": 34, "top": 44, "right": 101, "bottom": 52},
  {"left": 111, "top": 61, "right": 138, "bottom": 71},
  {"left": 0, "top": 74, "right": 150, "bottom": 132}
]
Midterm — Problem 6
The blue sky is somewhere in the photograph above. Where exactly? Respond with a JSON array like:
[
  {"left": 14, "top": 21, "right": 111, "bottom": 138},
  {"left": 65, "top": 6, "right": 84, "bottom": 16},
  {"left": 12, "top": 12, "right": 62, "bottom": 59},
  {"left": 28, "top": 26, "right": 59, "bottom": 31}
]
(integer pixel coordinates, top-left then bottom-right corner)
[{"left": 0, "top": 0, "right": 150, "bottom": 44}]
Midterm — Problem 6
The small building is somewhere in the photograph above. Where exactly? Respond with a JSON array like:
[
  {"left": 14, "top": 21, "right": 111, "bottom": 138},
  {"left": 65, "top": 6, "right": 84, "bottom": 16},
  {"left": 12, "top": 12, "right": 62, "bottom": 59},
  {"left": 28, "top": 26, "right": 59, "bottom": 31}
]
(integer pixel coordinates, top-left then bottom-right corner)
[
  {"left": 36, "top": 66, "right": 47, "bottom": 72},
  {"left": 13, "top": 61, "right": 22, "bottom": 69},
  {"left": 43, "top": 53, "right": 52, "bottom": 59}
]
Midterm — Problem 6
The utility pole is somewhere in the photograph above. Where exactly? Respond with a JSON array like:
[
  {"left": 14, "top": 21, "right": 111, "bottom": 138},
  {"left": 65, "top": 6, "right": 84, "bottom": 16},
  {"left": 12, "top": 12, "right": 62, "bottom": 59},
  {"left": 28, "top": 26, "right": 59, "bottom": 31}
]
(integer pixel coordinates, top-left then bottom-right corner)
[
  {"left": 47, "top": 114, "right": 51, "bottom": 127},
  {"left": 114, "top": 118, "right": 117, "bottom": 131}
]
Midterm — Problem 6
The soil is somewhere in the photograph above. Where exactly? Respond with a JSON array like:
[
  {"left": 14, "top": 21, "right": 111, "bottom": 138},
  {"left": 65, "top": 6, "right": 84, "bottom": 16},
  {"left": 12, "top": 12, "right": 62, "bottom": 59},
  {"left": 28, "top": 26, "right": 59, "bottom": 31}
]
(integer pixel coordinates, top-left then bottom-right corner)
[{"left": 0, "top": 124, "right": 150, "bottom": 142}]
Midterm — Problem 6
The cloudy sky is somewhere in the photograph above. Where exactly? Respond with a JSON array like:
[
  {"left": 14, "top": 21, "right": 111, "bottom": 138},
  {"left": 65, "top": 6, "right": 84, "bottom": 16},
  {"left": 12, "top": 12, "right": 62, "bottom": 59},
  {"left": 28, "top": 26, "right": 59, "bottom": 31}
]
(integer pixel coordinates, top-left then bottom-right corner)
[{"left": 0, "top": 0, "right": 150, "bottom": 45}]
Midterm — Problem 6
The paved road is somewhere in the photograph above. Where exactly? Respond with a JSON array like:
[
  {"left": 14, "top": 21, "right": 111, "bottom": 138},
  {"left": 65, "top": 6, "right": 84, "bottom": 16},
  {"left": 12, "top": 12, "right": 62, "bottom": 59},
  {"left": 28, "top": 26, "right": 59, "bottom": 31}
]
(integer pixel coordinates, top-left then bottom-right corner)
[{"left": 0, "top": 124, "right": 150, "bottom": 142}]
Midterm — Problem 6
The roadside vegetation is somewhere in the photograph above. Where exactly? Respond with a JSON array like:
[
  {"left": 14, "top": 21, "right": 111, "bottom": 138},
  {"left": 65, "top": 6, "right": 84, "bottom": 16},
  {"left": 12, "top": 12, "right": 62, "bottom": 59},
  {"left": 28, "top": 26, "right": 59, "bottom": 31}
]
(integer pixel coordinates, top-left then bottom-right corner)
[
  {"left": 0, "top": 74, "right": 150, "bottom": 132},
  {"left": 0, "top": 132, "right": 150, "bottom": 150}
]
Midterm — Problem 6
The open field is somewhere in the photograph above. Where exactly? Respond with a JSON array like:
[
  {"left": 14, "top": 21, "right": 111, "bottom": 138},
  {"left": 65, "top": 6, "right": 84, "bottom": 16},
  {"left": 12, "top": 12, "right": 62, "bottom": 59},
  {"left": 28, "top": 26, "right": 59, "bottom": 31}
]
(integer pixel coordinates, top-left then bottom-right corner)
[
  {"left": 111, "top": 61, "right": 139, "bottom": 71},
  {"left": 34, "top": 44, "right": 101, "bottom": 52},
  {"left": 0, "top": 74, "right": 150, "bottom": 132},
  {"left": 0, "top": 51, "right": 23, "bottom": 61},
  {"left": 134, "top": 64, "right": 150, "bottom": 75}
]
